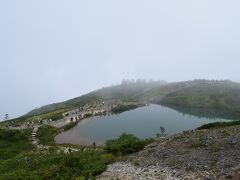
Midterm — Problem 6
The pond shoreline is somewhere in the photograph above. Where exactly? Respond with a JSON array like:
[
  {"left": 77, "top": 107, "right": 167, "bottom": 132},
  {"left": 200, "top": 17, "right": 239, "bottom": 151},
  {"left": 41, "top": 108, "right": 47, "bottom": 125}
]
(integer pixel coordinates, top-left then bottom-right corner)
[{"left": 54, "top": 104, "right": 233, "bottom": 146}]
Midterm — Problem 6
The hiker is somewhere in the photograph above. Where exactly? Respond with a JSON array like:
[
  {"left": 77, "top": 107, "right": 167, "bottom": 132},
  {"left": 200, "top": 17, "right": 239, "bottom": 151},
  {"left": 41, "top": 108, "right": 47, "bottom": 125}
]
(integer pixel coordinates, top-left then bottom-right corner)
[{"left": 93, "top": 142, "right": 96, "bottom": 149}]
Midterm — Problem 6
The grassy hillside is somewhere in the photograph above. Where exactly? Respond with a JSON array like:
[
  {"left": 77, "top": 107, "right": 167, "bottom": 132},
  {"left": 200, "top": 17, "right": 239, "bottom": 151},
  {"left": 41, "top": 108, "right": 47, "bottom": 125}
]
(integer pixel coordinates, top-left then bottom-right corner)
[
  {"left": 0, "top": 129, "right": 34, "bottom": 160},
  {"left": 0, "top": 148, "right": 115, "bottom": 179},
  {"left": 24, "top": 93, "right": 101, "bottom": 117},
  {"left": 157, "top": 80, "right": 240, "bottom": 115},
  {"left": 0, "top": 131, "right": 152, "bottom": 179}
]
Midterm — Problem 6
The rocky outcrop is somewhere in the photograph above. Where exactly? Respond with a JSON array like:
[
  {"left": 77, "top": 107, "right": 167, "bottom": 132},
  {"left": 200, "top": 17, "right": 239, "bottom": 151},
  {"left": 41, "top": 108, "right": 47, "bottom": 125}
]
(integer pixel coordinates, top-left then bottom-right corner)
[{"left": 98, "top": 125, "right": 240, "bottom": 179}]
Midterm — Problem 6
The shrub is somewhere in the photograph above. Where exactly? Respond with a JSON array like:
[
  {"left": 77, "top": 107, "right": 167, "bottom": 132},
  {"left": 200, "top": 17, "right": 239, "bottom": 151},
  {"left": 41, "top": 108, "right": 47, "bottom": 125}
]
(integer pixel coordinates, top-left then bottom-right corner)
[
  {"left": 37, "top": 125, "right": 60, "bottom": 146},
  {"left": 105, "top": 133, "right": 153, "bottom": 155},
  {"left": 111, "top": 104, "right": 138, "bottom": 114},
  {"left": 84, "top": 113, "right": 92, "bottom": 118}
]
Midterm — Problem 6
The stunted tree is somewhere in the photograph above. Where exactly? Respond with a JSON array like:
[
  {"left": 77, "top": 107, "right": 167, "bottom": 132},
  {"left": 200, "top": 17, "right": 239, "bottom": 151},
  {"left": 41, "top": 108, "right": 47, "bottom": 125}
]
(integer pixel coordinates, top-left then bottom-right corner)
[
  {"left": 121, "top": 79, "right": 128, "bottom": 85},
  {"left": 136, "top": 78, "right": 146, "bottom": 84},
  {"left": 121, "top": 79, "right": 136, "bottom": 85},
  {"left": 156, "top": 126, "right": 166, "bottom": 138},
  {"left": 4, "top": 114, "right": 9, "bottom": 120},
  {"left": 160, "top": 126, "right": 165, "bottom": 134}
]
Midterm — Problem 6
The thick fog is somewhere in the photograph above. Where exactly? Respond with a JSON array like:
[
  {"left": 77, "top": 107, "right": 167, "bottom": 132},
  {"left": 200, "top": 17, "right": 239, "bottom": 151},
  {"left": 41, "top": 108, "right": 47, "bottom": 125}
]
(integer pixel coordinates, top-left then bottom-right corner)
[{"left": 0, "top": 0, "right": 240, "bottom": 119}]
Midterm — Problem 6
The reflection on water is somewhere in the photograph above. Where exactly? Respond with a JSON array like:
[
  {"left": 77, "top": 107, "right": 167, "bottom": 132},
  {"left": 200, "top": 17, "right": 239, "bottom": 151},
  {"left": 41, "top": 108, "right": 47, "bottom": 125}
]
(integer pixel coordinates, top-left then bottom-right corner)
[
  {"left": 55, "top": 104, "right": 234, "bottom": 146},
  {"left": 162, "top": 104, "right": 240, "bottom": 120}
]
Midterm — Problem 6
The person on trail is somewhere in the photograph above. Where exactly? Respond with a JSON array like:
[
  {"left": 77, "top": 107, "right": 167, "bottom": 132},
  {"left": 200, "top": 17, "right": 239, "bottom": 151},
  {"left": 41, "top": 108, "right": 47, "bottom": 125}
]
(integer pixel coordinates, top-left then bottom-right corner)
[{"left": 93, "top": 142, "right": 96, "bottom": 149}]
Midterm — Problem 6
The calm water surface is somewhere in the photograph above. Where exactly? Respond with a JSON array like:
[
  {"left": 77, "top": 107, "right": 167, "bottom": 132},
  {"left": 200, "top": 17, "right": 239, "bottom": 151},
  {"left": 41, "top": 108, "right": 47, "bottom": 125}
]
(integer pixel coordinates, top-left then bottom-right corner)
[{"left": 55, "top": 104, "right": 231, "bottom": 145}]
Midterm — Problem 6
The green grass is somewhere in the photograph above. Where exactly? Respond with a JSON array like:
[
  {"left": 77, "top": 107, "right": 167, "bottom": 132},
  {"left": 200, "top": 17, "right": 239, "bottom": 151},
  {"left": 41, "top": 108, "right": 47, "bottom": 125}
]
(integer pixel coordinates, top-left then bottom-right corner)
[
  {"left": 35, "top": 123, "right": 82, "bottom": 146},
  {"left": 25, "top": 93, "right": 101, "bottom": 117},
  {"left": 0, "top": 127, "right": 113, "bottom": 179},
  {"left": 0, "top": 132, "right": 151, "bottom": 179},
  {"left": 0, "top": 127, "right": 112, "bottom": 179},
  {"left": 37, "top": 125, "right": 60, "bottom": 146},
  {"left": 197, "top": 120, "right": 240, "bottom": 130},
  {"left": 0, "top": 129, "right": 34, "bottom": 161},
  {"left": 0, "top": 150, "right": 116, "bottom": 180}
]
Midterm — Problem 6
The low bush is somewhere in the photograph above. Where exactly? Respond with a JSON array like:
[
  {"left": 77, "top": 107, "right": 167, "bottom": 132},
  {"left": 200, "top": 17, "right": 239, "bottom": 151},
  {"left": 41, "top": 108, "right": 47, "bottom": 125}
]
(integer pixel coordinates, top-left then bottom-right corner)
[{"left": 105, "top": 133, "right": 153, "bottom": 155}]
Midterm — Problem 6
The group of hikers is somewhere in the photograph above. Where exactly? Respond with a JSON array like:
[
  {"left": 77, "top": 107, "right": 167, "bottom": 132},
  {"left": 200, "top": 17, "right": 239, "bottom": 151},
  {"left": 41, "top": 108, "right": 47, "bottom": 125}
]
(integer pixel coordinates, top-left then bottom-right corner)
[{"left": 64, "top": 141, "right": 96, "bottom": 154}]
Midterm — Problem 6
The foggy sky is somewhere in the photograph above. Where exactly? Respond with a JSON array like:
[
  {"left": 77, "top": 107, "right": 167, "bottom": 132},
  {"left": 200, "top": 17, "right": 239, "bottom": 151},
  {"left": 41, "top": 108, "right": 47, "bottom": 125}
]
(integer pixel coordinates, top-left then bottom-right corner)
[{"left": 0, "top": 0, "right": 240, "bottom": 119}]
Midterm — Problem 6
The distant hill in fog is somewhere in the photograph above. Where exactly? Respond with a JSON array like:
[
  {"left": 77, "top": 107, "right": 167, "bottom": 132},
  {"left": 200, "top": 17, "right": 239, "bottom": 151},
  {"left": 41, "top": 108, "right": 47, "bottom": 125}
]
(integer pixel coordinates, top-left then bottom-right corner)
[{"left": 16, "top": 79, "right": 240, "bottom": 120}]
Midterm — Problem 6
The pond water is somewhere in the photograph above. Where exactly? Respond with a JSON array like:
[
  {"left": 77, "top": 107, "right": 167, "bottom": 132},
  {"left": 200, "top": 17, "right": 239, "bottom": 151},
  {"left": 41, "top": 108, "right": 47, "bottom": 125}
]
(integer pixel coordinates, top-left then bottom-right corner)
[{"left": 55, "top": 104, "right": 232, "bottom": 146}]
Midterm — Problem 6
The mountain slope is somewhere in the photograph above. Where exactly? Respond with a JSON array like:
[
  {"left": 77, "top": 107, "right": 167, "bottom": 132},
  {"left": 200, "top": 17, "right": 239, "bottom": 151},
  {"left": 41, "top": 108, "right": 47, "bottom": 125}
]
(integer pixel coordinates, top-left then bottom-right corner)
[
  {"left": 156, "top": 80, "right": 240, "bottom": 114},
  {"left": 25, "top": 81, "right": 166, "bottom": 117}
]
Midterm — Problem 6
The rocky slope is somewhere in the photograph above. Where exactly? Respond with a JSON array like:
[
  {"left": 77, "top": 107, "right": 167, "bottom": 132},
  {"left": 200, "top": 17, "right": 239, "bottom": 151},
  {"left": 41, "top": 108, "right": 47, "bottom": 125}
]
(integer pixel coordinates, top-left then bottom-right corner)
[{"left": 98, "top": 125, "right": 240, "bottom": 180}]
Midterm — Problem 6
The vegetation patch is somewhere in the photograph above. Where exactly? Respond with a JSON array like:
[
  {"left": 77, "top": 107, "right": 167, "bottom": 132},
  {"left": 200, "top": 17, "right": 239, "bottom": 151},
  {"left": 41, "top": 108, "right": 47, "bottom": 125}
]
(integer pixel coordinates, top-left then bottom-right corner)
[
  {"left": 0, "top": 127, "right": 113, "bottom": 179},
  {"left": 111, "top": 104, "right": 139, "bottom": 114},
  {"left": 0, "top": 150, "right": 115, "bottom": 180},
  {"left": 36, "top": 109, "right": 66, "bottom": 121},
  {"left": 62, "top": 121, "right": 79, "bottom": 131},
  {"left": 197, "top": 120, "right": 240, "bottom": 130},
  {"left": 105, "top": 133, "right": 153, "bottom": 155},
  {"left": 37, "top": 125, "right": 60, "bottom": 146},
  {"left": 0, "top": 129, "right": 34, "bottom": 160},
  {"left": 190, "top": 140, "right": 206, "bottom": 148},
  {"left": 83, "top": 113, "right": 92, "bottom": 118},
  {"left": 0, "top": 133, "right": 151, "bottom": 179}
]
